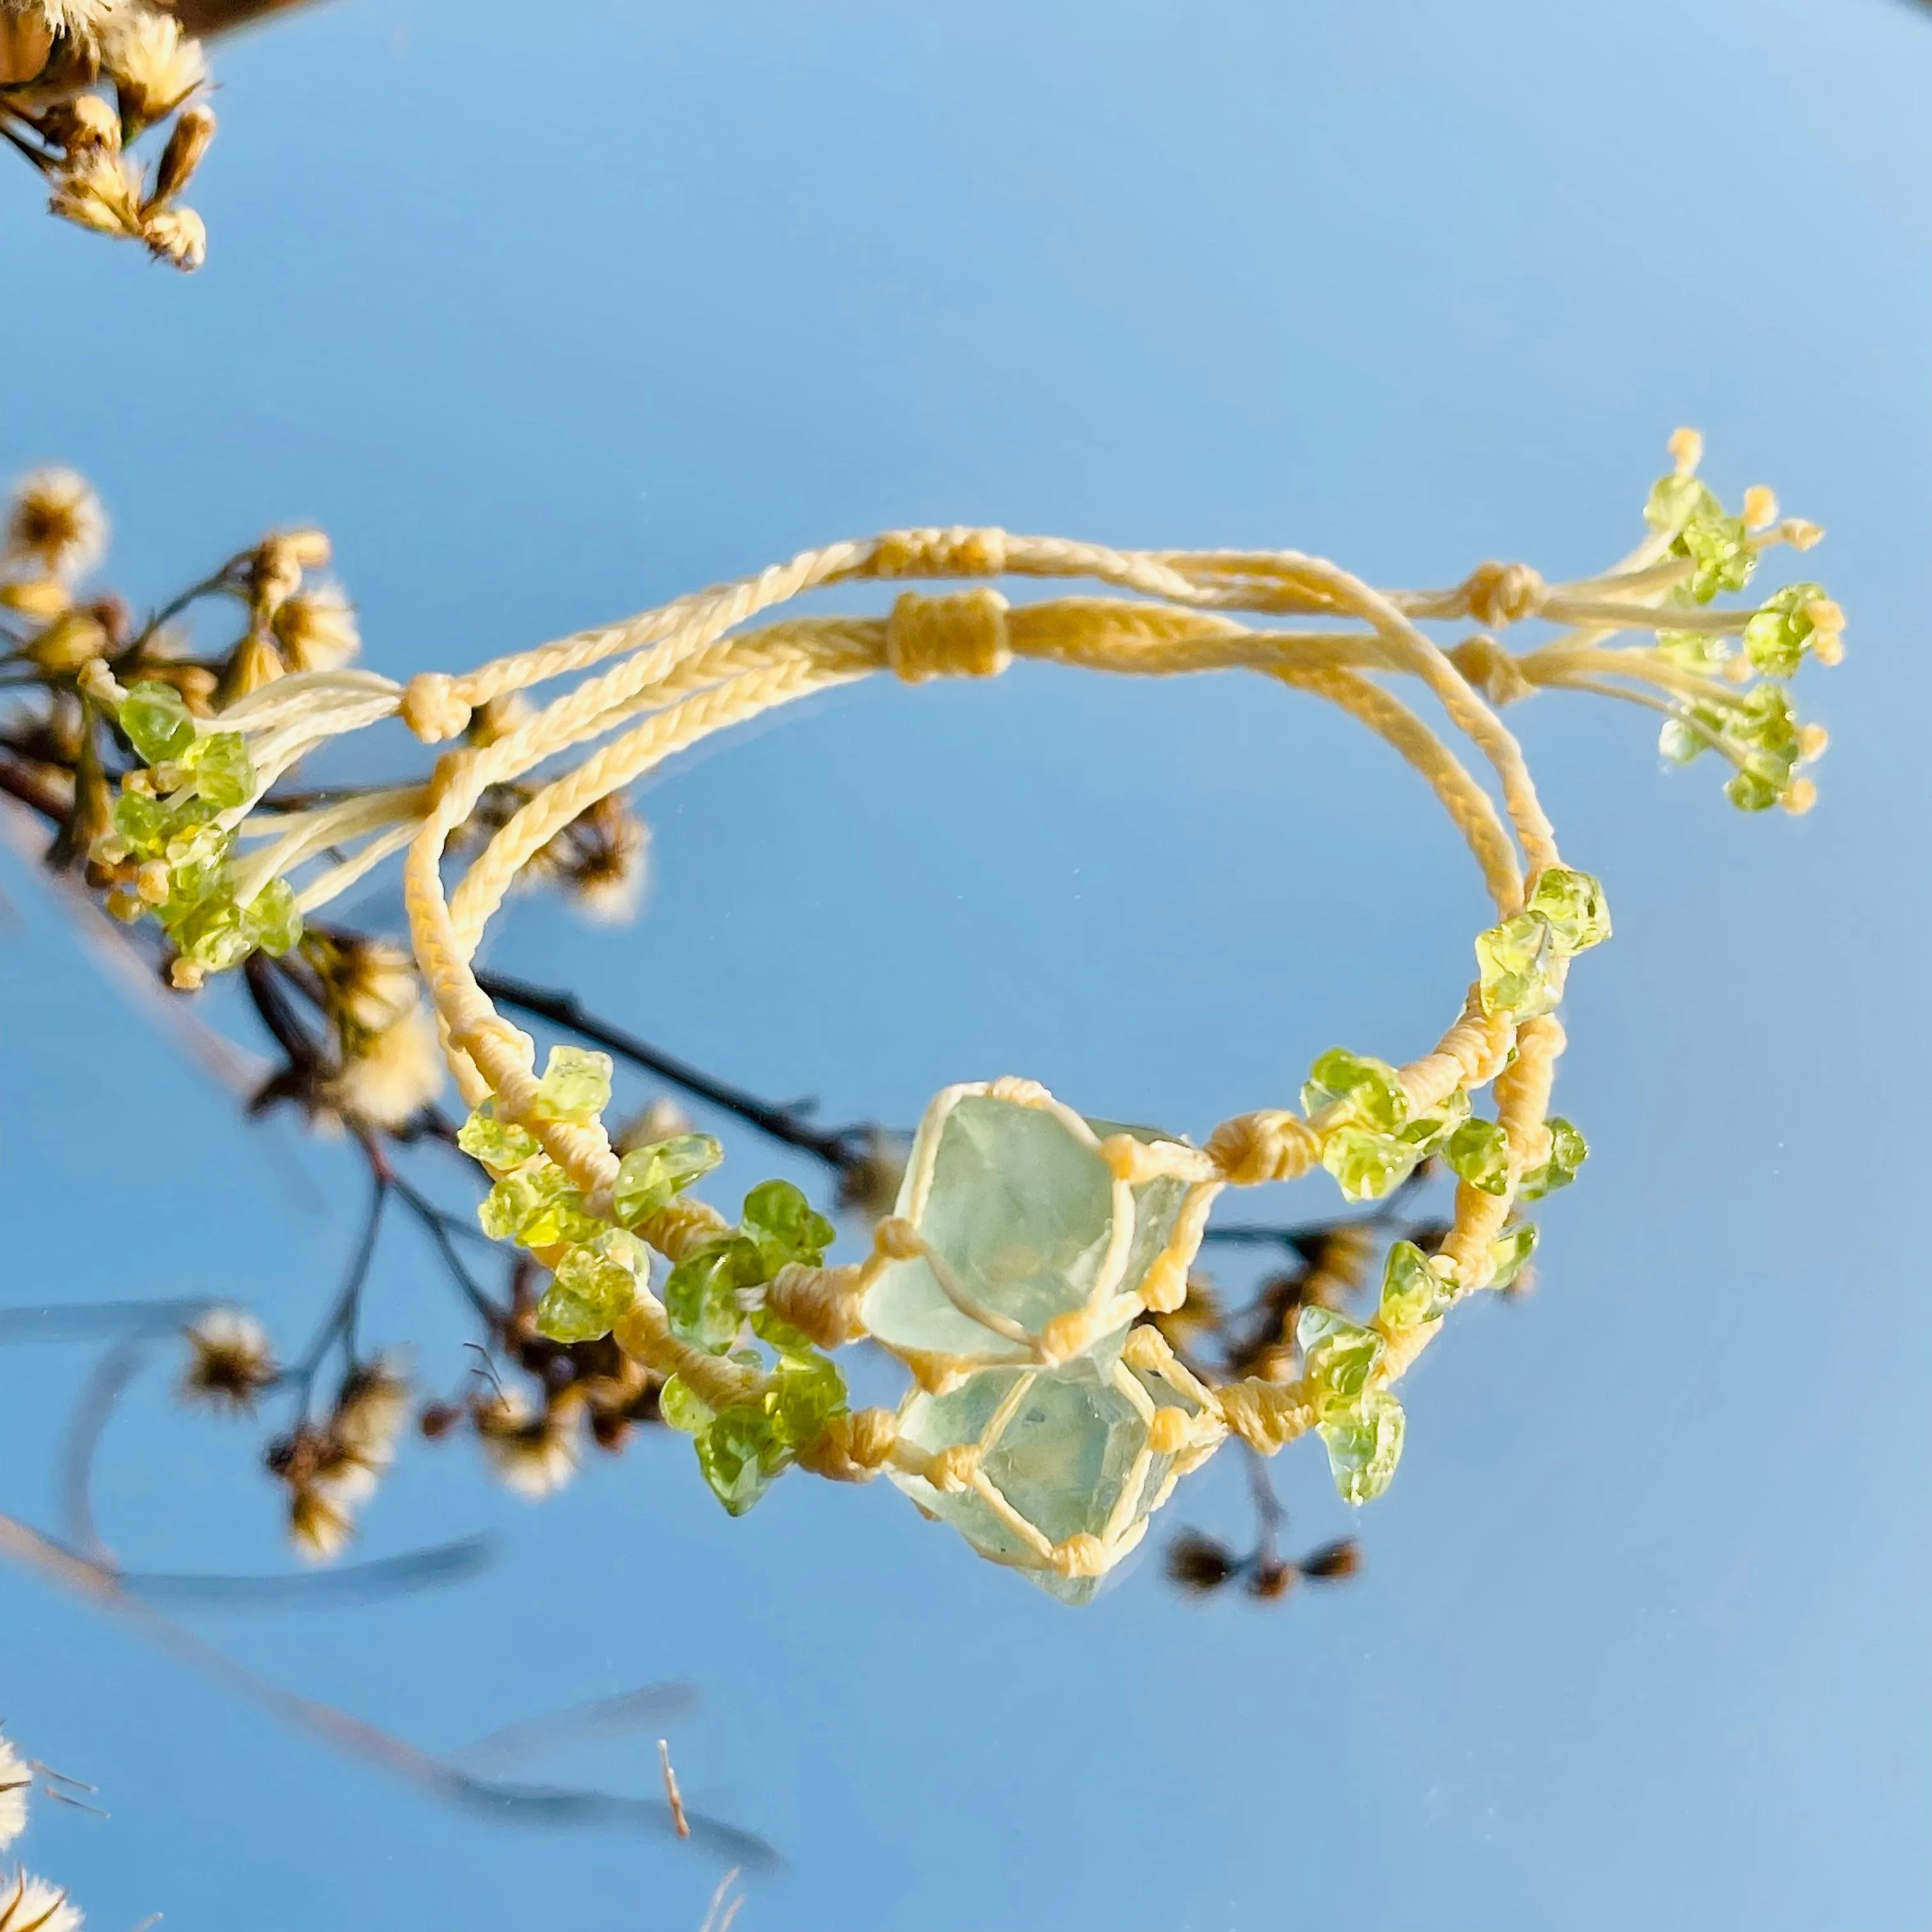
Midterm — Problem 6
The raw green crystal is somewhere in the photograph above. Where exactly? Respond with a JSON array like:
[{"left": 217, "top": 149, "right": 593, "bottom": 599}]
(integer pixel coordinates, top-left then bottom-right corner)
[
  {"left": 1317, "top": 1388, "right": 1406, "bottom": 1505},
  {"left": 740, "top": 1179, "right": 834, "bottom": 1271},
  {"left": 531, "top": 1045, "right": 612, "bottom": 1124},
  {"left": 611, "top": 1133, "right": 721, "bottom": 1225},
  {"left": 658, "top": 1374, "right": 714, "bottom": 1436},
  {"left": 1487, "top": 1221, "right": 1538, "bottom": 1290},
  {"left": 1445, "top": 1117, "right": 1512, "bottom": 1196},
  {"left": 457, "top": 1101, "right": 541, "bottom": 1172},
  {"left": 1379, "top": 1239, "right": 1454, "bottom": 1328},
  {"left": 694, "top": 1404, "right": 786, "bottom": 1515},
  {"left": 1528, "top": 867, "right": 1611, "bottom": 953},
  {"left": 186, "top": 732, "right": 256, "bottom": 812},
  {"left": 1297, "top": 1305, "right": 1386, "bottom": 1412},
  {"left": 537, "top": 1230, "right": 644, "bottom": 1342},
  {"left": 111, "top": 786, "right": 169, "bottom": 856},
  {"left": 1678, "top": 509, "right": 1756, "bottom": 602},
  {"left": 1475, "top": 910, "right": 1563, "bottom": 1019},
  {"left": 1321, "top": 1124, "right": 1419, "bottom": 1204},
  {"left": 862, "top": 1091, "right": 1117, "bottom": 1361},
  {"left": 120, "top": 680, "right": 197, "bottom": 765},
  {"left": 1301, "top": 1048, "right": 1407, "bottom": 1131},
  {"left": 1400, "top": 1085, "right": 1470, "bottom": 1156},
  {"left": 663, "top": 1236, "right": 767, "bottom": 1354}
]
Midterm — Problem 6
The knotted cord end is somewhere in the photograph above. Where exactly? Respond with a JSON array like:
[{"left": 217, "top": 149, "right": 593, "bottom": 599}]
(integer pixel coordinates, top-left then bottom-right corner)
[{"left": 885, "top": 588, "right": 1013, "bottom": 684}]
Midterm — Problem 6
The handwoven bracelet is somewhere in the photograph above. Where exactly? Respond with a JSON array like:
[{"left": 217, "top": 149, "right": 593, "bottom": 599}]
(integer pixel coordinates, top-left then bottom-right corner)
[{"left": 88, "top": 430, "right": 1839, "bottom": 1601}]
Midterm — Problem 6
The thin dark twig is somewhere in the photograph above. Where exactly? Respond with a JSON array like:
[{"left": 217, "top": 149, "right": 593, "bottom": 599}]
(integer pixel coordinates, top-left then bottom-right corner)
[
  {"left": 284, "top": 1159, "right": 388, "bottom": 1403},
  {"left": 475, "top": 968, "right": 876, "bottom": 1172},
  {"left": 0, "top": 1506, "right": 776, "bottom": 1867},
  {"left": 60, "top": 1337, "right": 150, "bottom": 1564},
  {"left": 388, "top": 1173, "right": 505, "bottom": 1323}
]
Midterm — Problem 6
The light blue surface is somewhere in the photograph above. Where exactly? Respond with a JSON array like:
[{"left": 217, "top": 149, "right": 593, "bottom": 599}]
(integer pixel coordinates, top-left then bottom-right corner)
[{"left": 3, "top": 0, "right": 1929, "bottom": 1925}]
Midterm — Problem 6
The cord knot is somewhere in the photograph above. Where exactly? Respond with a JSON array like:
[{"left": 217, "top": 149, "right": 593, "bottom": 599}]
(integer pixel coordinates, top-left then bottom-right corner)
[
  {"left": 871, "top": 526, "right": 1009, "bottom": 579},
  {"left": 793, "top": 1405, "right": 899, "bottom": 1483},
  {"left": 1448, "top": 633, "right": 1533, "bottom": 707},
  {"left": 1458, "top": 560, "right": 1545, "bottom": 630},
  {"left": 885, "top": 588, "right": 1012, "bottom": 684},
  {"left": 401, "top": 671, "right": 473, "bottom": 743},
  {"left": 1205, "top": 1110, "right": 1321, "bottom": 1186}
]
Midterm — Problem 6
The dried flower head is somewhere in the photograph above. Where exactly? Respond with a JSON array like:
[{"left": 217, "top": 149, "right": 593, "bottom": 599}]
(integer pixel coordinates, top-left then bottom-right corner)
[
  {"left": 286, "top": 1483, "right": 352, "bottom": 1563},
  {"left": 1164, "top": 1529, "right": 1237, "bottom": 1594},
  {"left": 4, "top": 470, "right": 105, "bottom": 582},
  {"left": 270, "top": 582, "right": 359, "bottom": 673},
  {"left": 45, "top": 146, "right": 142, "bottom": 238},
  {"left": 0, "top": 1735, "right": 27, "bottom": 1851},
  {"left": 11, "top": 0, "right": 124, "bottom": 43},
  {"left": 319, "top": 1004, "right": 445, "bottom": 1131},
  {"left": 103, "top": 5, "right": 204, "bottom": 129},
  {"left": 0, "top": 1869, "right": 79, "bottom": 1932},
  {"left": 333, "top": 1354, "right": 410, "bottom": 1468},
  {"left": 310, "top": 933, "right": 420, "bottom": 1040},
  {"left": 475, "top": 1388, "right": 581, "bottom": 1499},
  {"left": 562, "top": 799, "right": 648, "bottom": 924},
  {"left": 1299, "top": 1538, "right": 1361, "bottom": 1581},
  {"left": 179, "top": 1306, "right": 276, "bottom": 1414},
  {"left": 141, "top": 203, "right": 206, "bottom": 271}
]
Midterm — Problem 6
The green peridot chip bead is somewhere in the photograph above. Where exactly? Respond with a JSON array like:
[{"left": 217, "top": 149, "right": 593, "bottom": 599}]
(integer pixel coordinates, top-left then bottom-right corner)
[
  {"left": 658, "top": 1374, "right": 714, "bottom": 1436},
  {"left": 740, "top": 1179, "right": 834, "bottom": 1271},
  {"left": 531, "top": 1045, "right": 613, "bottom": 1125},
  {"left": 1298, "top": 1305, "right": 1386, "bottom": 1413},
  {"left": 536, "top": 1229, "right": 645, "bottom": 1342},
  {"left": 1742, "top": 581, "right": 1825, "bottom": 678},
  {"left": 185, "top": 732, "right": 256, "bottom": 812},
  {"left": 1678, "top": 508, "right": 1756, "bottom": 603},
  {"left": 110, "top": 787, "right": 169, "bottom": 856},
  {"left": 478, "top": 1158, "right": 597, "bottom": 1248},
  {"left": 1301, "top": 1048, "right": 1407, "bottom": 1132},
  {"left": 694, "top": 1404, "right": 786, "bottom": 1516},
  {"left": 1487, "top": 1221, "right": 1538, "bottom": 1290},
  {"left": 767, "top": 1347, "right": 846, "bottom": 1448},
  {"left": 1321, "top": 1124, "right": 1419, "bottom": 1204},
  {"left": 612, "top": 1133, "right": 722, "bottom": 1225},
  {"left": 1317, "top": 1388, "right": 1406, "bottom": 1505},
  {"left": 244, "top": 877, "right": 302, "bottom": 958},
  {"left": 1399, "top": 1085, "right": 1469, "bottom": 1156},
  {"left": 1519, "top": 1116, "right": 1587, "bottom": 1201},
  {"left": 1528, "top": 867, "right": 1611, "bottom": 953},
  {"left": 1725, "top": 769, "right": 1779, "bottom": 812},
  {"left": 664, "top": 1235, "right": 768, "bottom": 1354},
  {"left": 120, "top": 680, "right": 197, "bottom": 765},
  {"left": 1475, "top": 910, "right": 1563, "bottom": 1019},
  {"left": 1445, "top": 1117, "right": 1511, "bottom": 1196},
  {"left": 457, "top": 1101, "right": 542, "bottom": 1173},
  {"left": 1379, "top": 1240, "right": 1455, "bottom": 1328}
]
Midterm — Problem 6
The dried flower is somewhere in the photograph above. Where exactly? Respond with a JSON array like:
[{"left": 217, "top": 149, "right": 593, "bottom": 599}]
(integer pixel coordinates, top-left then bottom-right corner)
[
  {"left": 564, "top": 799, "right": 648, "bottom": 923},
  {"left": 140, "top": 203, "right": 205, "bottom": 271},
  {"left": 287, "top": 1483, "right": 351, "bottom": 1563},
  {"left": 270, "top": 582, "right": 359, "bottom": 673},
  {"left": 46, "top": 146, "right": 142, "bottom": 238},
  {"left": 475, "top": 1388, "right": 581, "bottom": 1499},
  {"left": 179, "top": 1306, "right": 276, "bottom": 1414},
  {"left": 0, "top": 1735, "right": 27, "bottom": 1851},
  {"left": 319, "top": 1005, "right": 445, "bottom": 1131},
  {"left": 334, "top": 1354, "right": 410, "bottom": 1468},
  {"left": 150, "top": 98, "right": 213, "bottom": 203},
  {"left": 1299, "top": 1538, "right": 1361, "bottom": 1581},
  {"left": 104, "top": 6, "right": 204, "bottom": 130},
  {"left": 0, "top": 1869, "right": 79, "bottom": 1932},
  {"left": 1164, "top": 1529, "right": 1237, "bottom": 1594},
  {"left": 4, "top": 470, "right": 106, "bottom": 581}
]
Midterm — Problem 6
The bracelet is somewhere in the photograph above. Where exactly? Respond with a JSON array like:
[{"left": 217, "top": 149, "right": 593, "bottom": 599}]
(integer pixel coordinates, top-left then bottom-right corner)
[{"left": 88, "top": 430, "right": 1839, "bottom": 1602}]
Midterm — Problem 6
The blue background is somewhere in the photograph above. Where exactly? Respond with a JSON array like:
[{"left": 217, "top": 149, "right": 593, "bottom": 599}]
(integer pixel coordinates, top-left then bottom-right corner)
[{"left": 3, "top": 0, "right": 1929, "bottom": 1926}]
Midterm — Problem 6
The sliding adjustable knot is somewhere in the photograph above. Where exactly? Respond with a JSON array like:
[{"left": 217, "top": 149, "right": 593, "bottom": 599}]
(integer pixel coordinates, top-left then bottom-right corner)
[
  {"left": 1458, "top": 560, "right": 1546, "bottom": 629},
  {"left": 401, "top": 670, "right": 473, "bottom": 744},
  {"left": 1206, "top": 1110, "right": 1320, "bottom": 1186},
  {"left": 764, "top": 1260, "right": 870, "bottom": 1347},
  {"left": 793, "top": 1405, "right": 900, "bottom": 1483},
  {"left": 871, "top": 525, "right": 1009, "bottom": 580},
  {"left": 886, "top": 588, "right": 1013, "bottom": 684},
  {"left": 1449, "top": 634, "right": 1533, "bottom": 708}
]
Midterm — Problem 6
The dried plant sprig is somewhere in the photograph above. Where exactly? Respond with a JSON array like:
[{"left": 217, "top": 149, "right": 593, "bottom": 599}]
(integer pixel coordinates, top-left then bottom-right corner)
[{"left": 2, "top": 0, "right": 215, "bottom": 268}]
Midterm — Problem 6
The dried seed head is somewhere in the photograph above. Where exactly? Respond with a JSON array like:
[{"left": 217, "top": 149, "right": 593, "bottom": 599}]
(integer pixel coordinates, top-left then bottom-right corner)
[
  {"left": 475, "top": 1388, "right": 581, "bottom": 1499},
  {"left": 0, "top": 1731, "right": 27, "bottom": 1850},
  {"left": 1164, "top": 1529, "right": 1236, "bottom": 1594},
  {"left": 179, "top": 1306, "right": 277, "bottom": 1414},
  {"left": 333, "top": 1354, "right": 411, "bottom": 1467},
  {"left": 105, "top": 6, "right": 206, "bottom": 129},
  {"left": 5, "top": 468, "right": 106, "bottom": 581},
  {"left": 1299, "top": 1537, "right": 1362, "bottom": 1581},
  {"left": 0, "top": 1869, "right": 81, "bottom": 1932},
  {"left": 288, "top": 1483, "right": 353, "bottom": 1563},
  {"left": 319, "top": 1005, "right": 445, "bottom": 1132},
  {"left": 41, "top": 89, "right": 121, "bottom": 153},
  {"left": 151, "top": 100, "right": 214, "bottom": 204},
  {"left": 49, "top": 146, "right": 144, "bottom": 237},
  {"left": 141, "top": 201, "right": 206, "bottom": 271},
  {"left": 217, "top": 627, "right": 286, "bottom": 703},
  {"left": 270, "top": 580, "right": 359, "bottom": 671}
]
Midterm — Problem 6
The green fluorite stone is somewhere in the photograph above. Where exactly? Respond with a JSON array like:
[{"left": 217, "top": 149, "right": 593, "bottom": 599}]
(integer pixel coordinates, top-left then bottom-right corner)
[
  {"left": 862, "top": 1092, "right": 1193, "bottom": 1364},
  {"left": 890, "top": 1338, "right": 1191, "bottom": 1606}
]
